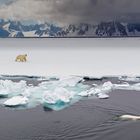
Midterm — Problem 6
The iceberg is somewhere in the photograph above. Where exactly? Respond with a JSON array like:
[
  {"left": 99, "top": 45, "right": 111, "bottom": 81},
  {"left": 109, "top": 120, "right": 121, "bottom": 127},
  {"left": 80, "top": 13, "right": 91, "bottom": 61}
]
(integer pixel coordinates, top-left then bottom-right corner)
[
  {"left": 78, "top": 81, "right": 113, "bottom": 98},
  {"left": 4, "top": 96, "right": 29, "bottom": 107},
  {"left": 42, "top": 87, "right": 79, "bottom": 111},
  {"left": 119, "top": 76, "right": 140, "bottom": 82},
  {"left": 58, "top": 76, "right": 83, "bottom": 87},
  {"left": 43, "top": 87, "right": 75, "bottom": 105},
  {"left": 114, "top": 82, "right": 130, "bottom": 90},
  {"left": 2, "top": 76, "right": 140, "bottom": 111},
  {"left": 114, "top": 82, "right": 140, "bottom": 91},
  {"left": 95, "top": 93, "right": 109, "bottom": 99},
  {"left": 119, "top": 115, "right": 140, "bottom": 121},
  {"left": 0, "top": 77, "right": 84, "bottom": 110},
  {"left": 0, "top": 89, "right": 9, "bottom": 97},
  {"left": 101, "top": 81, "right": 114, "bottom": 91},
  {"left": 0, "top": 80, "right": 27, "bottom": 97},
  {"left": 78, "top": 88, "right": 109, "bottom": 99}
]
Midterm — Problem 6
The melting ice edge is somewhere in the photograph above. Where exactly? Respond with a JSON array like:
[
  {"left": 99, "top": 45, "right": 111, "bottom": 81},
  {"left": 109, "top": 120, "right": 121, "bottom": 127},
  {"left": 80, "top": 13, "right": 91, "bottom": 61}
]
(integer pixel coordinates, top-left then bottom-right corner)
[{"left": 0, "top": 75, "right": 140, "bottom": 111}]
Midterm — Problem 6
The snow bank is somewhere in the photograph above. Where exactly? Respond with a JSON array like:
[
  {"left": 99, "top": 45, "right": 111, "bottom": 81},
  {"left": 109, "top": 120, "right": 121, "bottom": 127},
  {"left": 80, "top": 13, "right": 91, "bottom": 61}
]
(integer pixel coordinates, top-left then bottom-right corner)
[{"left": 0, "top": 38, "right": 140, "bottom": 77}]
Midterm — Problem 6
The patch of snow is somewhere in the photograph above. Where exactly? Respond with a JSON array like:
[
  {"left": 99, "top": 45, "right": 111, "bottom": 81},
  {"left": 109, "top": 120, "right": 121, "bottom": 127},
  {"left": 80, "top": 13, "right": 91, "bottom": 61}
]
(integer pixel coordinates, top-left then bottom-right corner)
[
  {"left": 22, "top": 31, "right": 39, "bottom": 37},
  {"left": 2, "top": 23, "right": 10, "bottom": 31}
]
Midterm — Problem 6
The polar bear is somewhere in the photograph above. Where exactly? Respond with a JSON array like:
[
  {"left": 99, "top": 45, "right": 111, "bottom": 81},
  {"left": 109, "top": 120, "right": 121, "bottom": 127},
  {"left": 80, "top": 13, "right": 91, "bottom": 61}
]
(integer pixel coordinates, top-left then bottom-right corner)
[{"left": 15, "top": 54, "right": 27, "bottom": 62}]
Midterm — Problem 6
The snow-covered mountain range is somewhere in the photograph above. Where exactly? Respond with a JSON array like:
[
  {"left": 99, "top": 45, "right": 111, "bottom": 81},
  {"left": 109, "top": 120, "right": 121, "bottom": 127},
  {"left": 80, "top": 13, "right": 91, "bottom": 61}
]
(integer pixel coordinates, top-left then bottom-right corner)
[{"left": 0, "top": 20, "right": 140, "bottom": 37}]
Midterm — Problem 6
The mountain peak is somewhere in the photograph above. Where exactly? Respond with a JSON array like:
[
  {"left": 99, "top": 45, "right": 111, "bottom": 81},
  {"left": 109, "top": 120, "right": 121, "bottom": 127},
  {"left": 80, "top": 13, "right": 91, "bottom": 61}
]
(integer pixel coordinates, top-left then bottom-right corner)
[{"left": 0, "top": 20, "right": 140, "bottom": 37}]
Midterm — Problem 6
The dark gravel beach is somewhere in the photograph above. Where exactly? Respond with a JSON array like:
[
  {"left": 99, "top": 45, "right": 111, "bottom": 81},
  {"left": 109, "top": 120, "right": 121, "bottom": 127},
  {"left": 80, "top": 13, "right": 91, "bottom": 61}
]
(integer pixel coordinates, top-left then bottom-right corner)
[{"left": 0, "top": 77, "right": 140, "bottom": 140}]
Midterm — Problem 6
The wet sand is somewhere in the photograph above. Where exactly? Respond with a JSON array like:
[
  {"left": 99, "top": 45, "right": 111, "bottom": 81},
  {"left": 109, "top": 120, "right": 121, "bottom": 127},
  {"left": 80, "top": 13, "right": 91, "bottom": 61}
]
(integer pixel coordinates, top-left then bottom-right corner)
[{"left": 0, "top": 87, "right": 140, "bottom": 140}]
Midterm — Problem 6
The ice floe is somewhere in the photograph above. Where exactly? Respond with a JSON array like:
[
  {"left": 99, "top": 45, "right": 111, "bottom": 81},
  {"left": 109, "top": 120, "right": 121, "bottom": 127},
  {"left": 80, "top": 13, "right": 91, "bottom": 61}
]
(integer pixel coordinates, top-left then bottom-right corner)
[
  {"left": 119, "top": 115, "right": 140, "bottom": 121},
  {"left": 1, "top": 76, "right": 140, "bottom": 111},
  {"left": 0, "top": 80, "right": 27, "bottom": 97},
  {"left": 78, "top": 81, "right": 112, "bottom": 99},
  {"left": 4, "top": 96, "right": 29, "bottom": 107},
  {"left": 114, "top": 82, "right": 140, "bottom": 91},
  {"left": 43, "top": 87, "right": 75, "bottom": 105},
  {"left": 119, "top": 76, "right": 140, "bottom": 82},
  {"left": 0, "top": 76, "right": 87, "bottom": 110},
  {"left": 58, "top": 76, "right": 83, "bottom": 87}
]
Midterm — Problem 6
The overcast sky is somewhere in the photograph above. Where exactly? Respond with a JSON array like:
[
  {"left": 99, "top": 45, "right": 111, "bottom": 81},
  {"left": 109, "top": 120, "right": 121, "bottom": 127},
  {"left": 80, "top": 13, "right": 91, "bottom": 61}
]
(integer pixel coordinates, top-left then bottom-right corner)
[{"left": 0, "top": 0, "right": 140, "bottom": 25}]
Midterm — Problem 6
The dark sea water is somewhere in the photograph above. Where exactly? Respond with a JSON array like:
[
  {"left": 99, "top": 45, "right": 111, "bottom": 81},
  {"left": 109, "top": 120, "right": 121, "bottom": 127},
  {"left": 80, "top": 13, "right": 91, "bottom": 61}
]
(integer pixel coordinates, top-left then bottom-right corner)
[{"left": 0, "top": 76, "right": 140, "bottom": 140}]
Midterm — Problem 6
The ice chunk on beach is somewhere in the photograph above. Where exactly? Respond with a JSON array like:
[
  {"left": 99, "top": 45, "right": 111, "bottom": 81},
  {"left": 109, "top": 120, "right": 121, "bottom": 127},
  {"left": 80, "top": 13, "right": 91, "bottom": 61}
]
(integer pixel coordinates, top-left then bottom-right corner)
[{"left": 4, "top": 96, "right": 28, "bottom": 107}]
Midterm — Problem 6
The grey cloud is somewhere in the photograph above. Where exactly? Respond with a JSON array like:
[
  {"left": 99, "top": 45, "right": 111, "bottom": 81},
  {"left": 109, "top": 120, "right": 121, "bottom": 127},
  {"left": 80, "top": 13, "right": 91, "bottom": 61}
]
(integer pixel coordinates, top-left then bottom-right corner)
[{"left": 0, "top": 0, "right": 140, "bottom": 25}]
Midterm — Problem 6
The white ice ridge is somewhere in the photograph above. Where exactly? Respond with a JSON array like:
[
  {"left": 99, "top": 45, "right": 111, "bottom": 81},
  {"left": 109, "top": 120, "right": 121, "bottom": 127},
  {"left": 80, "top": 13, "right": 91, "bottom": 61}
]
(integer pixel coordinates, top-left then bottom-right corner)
[{"left": 1, "top": 76, "right": 140, "bottom": 110}]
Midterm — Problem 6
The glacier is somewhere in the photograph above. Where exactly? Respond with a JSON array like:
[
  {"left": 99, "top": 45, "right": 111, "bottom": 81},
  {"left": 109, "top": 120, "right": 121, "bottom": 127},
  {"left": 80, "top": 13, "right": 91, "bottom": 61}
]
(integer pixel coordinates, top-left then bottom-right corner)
[{"left": 1, "top": 76, "right": 140, "bottom": 111}]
